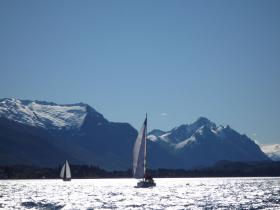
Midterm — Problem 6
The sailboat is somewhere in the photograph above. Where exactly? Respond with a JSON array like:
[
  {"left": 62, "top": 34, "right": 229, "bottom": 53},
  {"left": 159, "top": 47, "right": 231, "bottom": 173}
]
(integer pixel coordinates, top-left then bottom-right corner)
[
  {"left": 133, "top": 114, "right": 156, "bottom": 188},
  {"left": 60, "top": 160, "right": 71, "bottom": 181}
]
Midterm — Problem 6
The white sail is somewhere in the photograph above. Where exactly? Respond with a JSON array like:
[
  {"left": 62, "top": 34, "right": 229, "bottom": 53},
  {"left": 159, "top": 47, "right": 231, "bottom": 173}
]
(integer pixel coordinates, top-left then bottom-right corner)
[
  {"left": 133, "top": 117, "right": 147, "bottom": 179},
  {"left": 60, "top": 164, "right": 65, "bottom": 179},
  {"left": 60, "top": 160, "right": 71, "bottom": 180},
  {"left": 65, "top": 160, "right": 71, "bottom": 179}
]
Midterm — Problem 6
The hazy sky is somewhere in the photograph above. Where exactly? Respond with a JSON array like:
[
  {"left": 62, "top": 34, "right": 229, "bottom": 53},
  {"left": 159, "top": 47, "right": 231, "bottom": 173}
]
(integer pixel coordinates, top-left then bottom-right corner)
[{"left": 0, "top": 0, "right": 279, "bottom": 144}]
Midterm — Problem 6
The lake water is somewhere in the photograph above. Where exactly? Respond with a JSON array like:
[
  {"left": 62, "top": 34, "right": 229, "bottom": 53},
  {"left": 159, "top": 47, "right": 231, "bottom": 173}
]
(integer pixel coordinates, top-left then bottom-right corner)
[{"left": 1, "top": 177, "right": 280, "bottom": 209}]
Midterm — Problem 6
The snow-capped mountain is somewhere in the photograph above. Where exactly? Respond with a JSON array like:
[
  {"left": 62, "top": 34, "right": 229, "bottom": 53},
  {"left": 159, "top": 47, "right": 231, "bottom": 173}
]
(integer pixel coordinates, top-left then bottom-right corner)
[
  {"left": 148, "top": 117, "right": 270, "bottom": 168},
  {"left": 0, "top": 98, "right": 91, "bottom": 130},
  {"left": 260, "top": 144, "right": 280, "bottom": 161},
  {"left": 148, "top": 117, "right": 227, "bottom": 147},
  {"left": 0, "top": 98, "right": 136, "bottom": 169},
  {"left": 148, "top": 117, "right": 218, "bottom": 145},
  {"left": 0, "top": 98, "right": 271, "bottom": 170}
]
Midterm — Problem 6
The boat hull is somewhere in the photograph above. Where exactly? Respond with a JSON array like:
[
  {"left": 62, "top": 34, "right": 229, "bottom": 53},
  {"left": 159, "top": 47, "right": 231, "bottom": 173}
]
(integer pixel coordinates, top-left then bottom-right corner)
[
  {"left": 135, "top": 180, "right": 156, "bottom": 188},
  {"left": 63, "top": 178, "right": 71, "bottom": 181}
]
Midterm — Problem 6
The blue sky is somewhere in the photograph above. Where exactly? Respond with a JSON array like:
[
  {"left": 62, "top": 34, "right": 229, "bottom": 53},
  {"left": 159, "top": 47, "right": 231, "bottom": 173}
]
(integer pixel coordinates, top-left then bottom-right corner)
[{"left": 0, "top": 0, "right": 279, "bottom": 144}]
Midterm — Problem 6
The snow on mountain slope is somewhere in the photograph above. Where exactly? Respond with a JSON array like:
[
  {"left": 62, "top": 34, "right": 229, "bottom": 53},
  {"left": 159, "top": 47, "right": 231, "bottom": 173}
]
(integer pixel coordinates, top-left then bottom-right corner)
[
  {"left": 175, "top": 135, "right": 196, "bottom": 149},
  {"left": 260, "top": 144, "right": 280, "bottom": 161},
  {"left": 0, "top": 98, "right": 87, "bottom": 130},
  {"left": 148, "top": 117, "right": 225, "bottom": 147},
  {"left": 148, "top": 117, "right": 264, "bottom": 154},
  {"left": 147, "top": 117, "right": 269, "bottom": 167},
  {"left": 173, "top": 124, "right": 225, "bottom": 149}
]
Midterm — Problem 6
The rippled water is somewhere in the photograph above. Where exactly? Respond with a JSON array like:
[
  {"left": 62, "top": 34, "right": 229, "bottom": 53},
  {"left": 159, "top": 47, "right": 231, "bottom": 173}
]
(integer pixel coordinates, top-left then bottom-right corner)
[{"left": 1, "top": 177, "right": 280, "bottom": 209}]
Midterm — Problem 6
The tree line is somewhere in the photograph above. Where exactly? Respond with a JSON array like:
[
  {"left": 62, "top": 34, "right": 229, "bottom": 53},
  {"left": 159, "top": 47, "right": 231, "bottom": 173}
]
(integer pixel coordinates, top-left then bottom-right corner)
[{"left": 1, "top": 160, "right": 280, "bottom": 179}]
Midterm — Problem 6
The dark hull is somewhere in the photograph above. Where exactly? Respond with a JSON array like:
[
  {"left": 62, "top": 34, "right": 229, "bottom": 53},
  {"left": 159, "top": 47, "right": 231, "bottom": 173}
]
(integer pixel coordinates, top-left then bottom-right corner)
[
  {"left": 135, "top": 180, "right": 156, "bottom": 188},
  {"left": 63, "top": 178, "right": 71, "bottom": 181}
]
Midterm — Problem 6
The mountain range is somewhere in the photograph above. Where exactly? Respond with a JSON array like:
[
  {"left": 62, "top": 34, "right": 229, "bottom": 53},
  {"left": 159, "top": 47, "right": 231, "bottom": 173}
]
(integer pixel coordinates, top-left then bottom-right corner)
[{"left": 0, "top": 98, "right": 271, "bottom": 170}]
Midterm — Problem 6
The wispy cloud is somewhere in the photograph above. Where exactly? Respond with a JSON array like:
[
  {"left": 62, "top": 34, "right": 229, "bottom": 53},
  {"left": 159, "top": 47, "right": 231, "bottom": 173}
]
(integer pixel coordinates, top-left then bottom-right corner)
[{"left": 161, "top": 113, "right": 167, "bottom": 117}]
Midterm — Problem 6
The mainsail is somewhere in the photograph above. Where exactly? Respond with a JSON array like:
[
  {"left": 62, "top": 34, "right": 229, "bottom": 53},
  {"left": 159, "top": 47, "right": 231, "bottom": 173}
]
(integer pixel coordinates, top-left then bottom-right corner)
[
  {"left": 60, "top": 160, "right": 71, "bottom": 180},
  {"left": 133, "top": 116, "right": 147, "bottom": 179}
]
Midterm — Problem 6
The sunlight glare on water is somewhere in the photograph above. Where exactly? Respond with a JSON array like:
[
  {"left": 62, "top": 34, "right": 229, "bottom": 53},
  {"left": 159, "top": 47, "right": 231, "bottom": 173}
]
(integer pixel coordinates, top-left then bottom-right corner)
[{"left": 1, "top": 177, "right": 280, "bottom": 209}]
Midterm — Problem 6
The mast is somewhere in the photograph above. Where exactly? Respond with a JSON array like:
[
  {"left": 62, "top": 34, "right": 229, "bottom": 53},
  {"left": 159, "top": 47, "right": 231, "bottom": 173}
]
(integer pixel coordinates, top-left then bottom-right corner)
[{"left": 144, "top": 113, "right": 147, "bottom": 178}]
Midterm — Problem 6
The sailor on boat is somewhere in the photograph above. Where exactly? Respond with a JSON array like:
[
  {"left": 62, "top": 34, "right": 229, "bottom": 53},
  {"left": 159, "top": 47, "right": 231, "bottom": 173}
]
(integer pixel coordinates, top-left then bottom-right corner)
[{"left": 144, "top": 174, "right": 155, "bottom": 185}]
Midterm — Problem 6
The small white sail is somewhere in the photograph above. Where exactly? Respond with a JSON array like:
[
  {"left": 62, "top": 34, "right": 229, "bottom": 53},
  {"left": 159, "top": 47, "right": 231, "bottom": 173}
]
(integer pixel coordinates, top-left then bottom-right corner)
[
  {"left": 65, "top": 160, "right": 71, "bottom": 179},
  {"left": 60, "top": 164, "right": 66, "bottom": 179},
  {"left": 133, "top": 117, "right": 147, "bottom": 179},
  {"left": 60, "top": 160, "right": 71, "bottom": 180}
]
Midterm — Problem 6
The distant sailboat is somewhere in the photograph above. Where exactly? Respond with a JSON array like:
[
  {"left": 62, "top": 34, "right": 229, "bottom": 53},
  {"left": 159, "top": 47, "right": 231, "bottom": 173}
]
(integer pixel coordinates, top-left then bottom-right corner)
[
  {"left": 60, "top": 160, "right": 71, "bottom": 181},
  {"left": 133, "top": 114, "right": 156, "bottom": 188}
]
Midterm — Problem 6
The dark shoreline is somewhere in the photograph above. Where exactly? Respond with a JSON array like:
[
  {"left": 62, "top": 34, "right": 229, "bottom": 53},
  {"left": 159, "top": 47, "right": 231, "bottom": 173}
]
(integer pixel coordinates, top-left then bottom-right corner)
[
  {"left": 1, "top": 160, "right": 280, "bottom": 179},
  {"left": 1, "top": 176, "right": 280, "bottom": 180}
]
